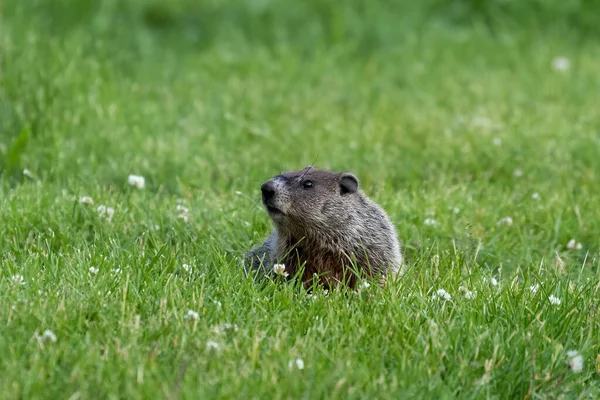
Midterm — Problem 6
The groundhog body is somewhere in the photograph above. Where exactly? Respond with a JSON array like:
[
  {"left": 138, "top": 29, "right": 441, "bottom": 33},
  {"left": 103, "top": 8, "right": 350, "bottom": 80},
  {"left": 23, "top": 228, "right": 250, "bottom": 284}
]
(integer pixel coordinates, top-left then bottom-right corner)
[{"left": 244, "top": 167, "right": 404, "bottom": 289}]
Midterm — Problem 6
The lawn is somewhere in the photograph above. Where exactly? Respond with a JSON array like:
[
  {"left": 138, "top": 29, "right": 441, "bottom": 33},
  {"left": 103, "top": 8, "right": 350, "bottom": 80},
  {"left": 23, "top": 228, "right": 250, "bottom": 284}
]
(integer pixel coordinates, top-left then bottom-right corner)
[{"left": 1, "top": 0, "right": 600, "bottom": 398}]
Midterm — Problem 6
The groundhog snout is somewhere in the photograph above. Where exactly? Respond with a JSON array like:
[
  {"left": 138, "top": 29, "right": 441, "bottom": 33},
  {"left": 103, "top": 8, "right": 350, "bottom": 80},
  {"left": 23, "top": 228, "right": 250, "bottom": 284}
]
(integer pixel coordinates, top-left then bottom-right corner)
[{"left": 260, "top": 181, "right": 275, "bottom": 204}]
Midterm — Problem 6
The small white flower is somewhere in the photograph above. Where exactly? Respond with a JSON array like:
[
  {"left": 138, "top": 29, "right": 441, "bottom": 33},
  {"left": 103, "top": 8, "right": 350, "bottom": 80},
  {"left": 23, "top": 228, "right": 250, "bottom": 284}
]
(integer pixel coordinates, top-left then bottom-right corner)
[
  {"left": 552, "top": 56, "right": 570, "bottom": 72},
  {"left": 273, "top": 263, "right": 289, "bottom": 277},
  {"left": 288, "top": 358, "right": 305, "bottom": 370},
  {"left": 548, "top": 295, "right": 562, "bottom": 305},
  {"left": 97, "top": 205, "right": 115, "bottom": 221},
  {"left": 459, "top": 285, "right": 476, "bottom": 299},
  {"left": 513, "top": 169, "right": 523, "bottom": 177},
  {"left": 212, "top": 323, "right": 239, "bottom": 334},
  {"left": 89, "top": 266, "right": 99, "bottom": 275},
  {"left": 213, "top": 300, "right": 222, "bottom": 308},
  {"left": 182, "top": 263, "right": 192, "bottom": 273},
  {"left": 567, "top": 350, "right": 584, "bottom": 373},
  {"left": 432, "top": 289, "right": 452, "bottom": 301},
  {"left": 177, "top": 213, "right": 191, "bottom": 222},
  {"left": 205, "top": 341, "right": 220, "bottom": 351},
  {"left": 531, "top": 192, "right": 541, "bottom": 201},
  {"left": 221, "top": 323, "right": 238, "bottom": 331},
  {"left": 361, "top": 281, "right": 371, "bottom": 289},
  {"left": 566, "top": 239, "right": 582, "bottom": 250},
  {"left": 492, "top": 137, "right": 502, "bottom": 147},
  {"left": 497, "top": 217, "right": 513, "bottom": 227},
  {"left": 11, "top": 274, "right": 26, "bottom": 285},
  {"left": 41, "top": 329, "right": 57, "bottom": 343},
  {"left": 490, "top": 277, "right": 498, "bottom": 287},
  {"left": 424, "top": 218, "right": 438, "bottom": 226},
  {"left": 176, "top": 205, "right": 191, "bottom": 222},
  {"left": 184, "top": 310, "right": 199, "bottom": 320},
  {"left": 176, "top": 205, "right": 189, "bottom": 214},
  {"left": 529, "top": 284, "right": 540, "bottom": 294},
  {"left": 23, "top": 168, "right": 35, "bottom": 179},
  {"left": 79, "top": 196, "right": 94, "bottom": 205},
  {"left": 127, "top": 174, "right": 145, "bottom": 189}
]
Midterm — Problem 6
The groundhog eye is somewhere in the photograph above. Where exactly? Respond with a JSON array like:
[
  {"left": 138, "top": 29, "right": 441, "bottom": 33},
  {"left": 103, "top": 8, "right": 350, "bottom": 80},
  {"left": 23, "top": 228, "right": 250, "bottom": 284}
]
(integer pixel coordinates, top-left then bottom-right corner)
[{"left": 302, "top": 180, "right": 313, "bottom": 189}]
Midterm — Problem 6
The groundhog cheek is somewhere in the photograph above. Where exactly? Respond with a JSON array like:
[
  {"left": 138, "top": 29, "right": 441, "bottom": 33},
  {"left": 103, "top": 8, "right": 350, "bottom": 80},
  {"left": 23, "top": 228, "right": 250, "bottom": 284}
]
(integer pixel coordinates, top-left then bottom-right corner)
[{"left": 320, "top": 200, "right": 333, "bottom": 215}]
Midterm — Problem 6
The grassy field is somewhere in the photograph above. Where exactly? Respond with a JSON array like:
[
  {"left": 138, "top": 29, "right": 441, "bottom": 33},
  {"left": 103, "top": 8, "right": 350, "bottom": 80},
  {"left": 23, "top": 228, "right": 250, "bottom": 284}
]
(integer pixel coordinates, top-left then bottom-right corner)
[{"left": 2, "top": 0, "right": 600, "bottom": 398}]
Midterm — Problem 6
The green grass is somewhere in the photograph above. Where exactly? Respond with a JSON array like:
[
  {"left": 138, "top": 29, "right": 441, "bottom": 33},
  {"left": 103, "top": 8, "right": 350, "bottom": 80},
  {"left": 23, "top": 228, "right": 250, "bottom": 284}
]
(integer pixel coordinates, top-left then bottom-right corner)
[{"left": 1, "top": 0, "right": 600, "bottom": 398}]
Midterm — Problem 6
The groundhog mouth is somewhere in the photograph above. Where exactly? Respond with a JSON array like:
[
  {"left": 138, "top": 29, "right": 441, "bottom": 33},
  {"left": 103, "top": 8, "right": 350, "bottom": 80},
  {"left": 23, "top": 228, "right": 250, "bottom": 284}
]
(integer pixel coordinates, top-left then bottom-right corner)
[{"left": 265, "top": 205, "right": 283, "bottom": 215}]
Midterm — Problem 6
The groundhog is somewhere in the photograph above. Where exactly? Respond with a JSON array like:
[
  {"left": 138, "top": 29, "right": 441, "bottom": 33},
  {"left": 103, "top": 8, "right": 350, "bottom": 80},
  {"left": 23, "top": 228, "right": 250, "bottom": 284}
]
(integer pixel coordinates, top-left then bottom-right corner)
[{"left": 244, "top": 166, "right": 404, "bottom": 289}]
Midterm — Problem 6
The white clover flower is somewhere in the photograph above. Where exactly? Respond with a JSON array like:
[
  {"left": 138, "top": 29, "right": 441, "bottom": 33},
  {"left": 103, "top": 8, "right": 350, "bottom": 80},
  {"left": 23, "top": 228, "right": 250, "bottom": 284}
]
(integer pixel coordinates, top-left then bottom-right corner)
[
  {"left": 41, "top": 329, "right": 57, "bottom": 343},
  {"left": 432, "top": 289, "right": 452, "bottom": 301},
  {"left": 288, "top": 358, "right": 305, "bottom": 370},
  {"left": 11, "top": 274, "right": 25, "bottom": 285},
  {"left": 424, "top": 218, "right": 438, "bottom": 226},
  {"left": 176, "top": 205, "right": 189, "bottom": 214},
  {"left": 548, "top": 295, "right": 562, "bottom": 305},
  {"left": 552, "top": 56, "right": 570, "bottom": 72},
  {"left": 529, "top": 284, "right": 540, "bottom": 294},
  {"left": 491, "top": 277, "right": 498, "bottom": 287},
  {"left": 567, "top": 350, "right": 583, "bottom": 373},
  {"left": 531, "top": 192, "right": 541, "bottom": 201},
  {"left": 182, "top": 263, "right": 192, "bottom": 273},
  {"left": 97, "top": 205, "right": 114, "bottom": 221},
  {"left": 184, "top": 310, "right": 199, "bottom": 320},
  {"left": 177, "top": 213, "right": 191, "bottom": 222},
  {"left": 273, "top": 263, "right": 289, "bottom": 277},
  {"left": 23, "top": 168, "right": 35, "bottom": 179},
  {"left": 361, "top": 281, "right": 371, "bottom": 289},
  {"left": 89, "top": 266, "right": 99, "bottom": 275},
  {"left": 221, "top": 323, "right": 238, "bottom": 332},
  {"left": 127, "top": 174, "right": 145, "bottom": 189},
  {"left": 206, "top": 341, "right": 220, "bottom": 351},
  {"left": 497, "top": 217, "right": 513, "bottom": 227},
  {"left": 79, "top": 196, "right": 94, "bottom": 205},
  {"left": 212, "top": 323, "right": 239, "bottom": 334},
  {"left": 458, "top": 286, "right": 476, "bottom": 299},
  {"left": 566, "top": 239, "right": 582, "bottom": 250},
  {"left": 176, "top": 205, "right": 191, "bottom": 222}
]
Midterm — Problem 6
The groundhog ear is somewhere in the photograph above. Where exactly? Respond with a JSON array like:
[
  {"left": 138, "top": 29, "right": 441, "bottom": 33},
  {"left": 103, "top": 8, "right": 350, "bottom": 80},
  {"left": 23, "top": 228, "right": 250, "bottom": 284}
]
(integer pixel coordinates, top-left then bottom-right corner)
[{"left": 339, "top": 173, "right": 358, "bottom": 195}]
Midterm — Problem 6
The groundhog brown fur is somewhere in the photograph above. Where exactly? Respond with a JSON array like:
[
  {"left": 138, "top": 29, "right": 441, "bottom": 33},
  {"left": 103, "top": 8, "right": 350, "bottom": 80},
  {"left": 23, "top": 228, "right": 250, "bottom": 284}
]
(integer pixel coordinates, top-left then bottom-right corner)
[{"left": 244, "top": 166, "right": 404, "bottom": 289}]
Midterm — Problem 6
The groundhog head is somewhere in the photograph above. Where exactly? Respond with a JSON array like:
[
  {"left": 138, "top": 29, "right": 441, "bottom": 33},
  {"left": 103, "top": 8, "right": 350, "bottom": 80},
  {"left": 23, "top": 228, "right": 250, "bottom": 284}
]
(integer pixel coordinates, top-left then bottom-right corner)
[{"left": 260, "top": 166, "right": 359, "bottom": 232}]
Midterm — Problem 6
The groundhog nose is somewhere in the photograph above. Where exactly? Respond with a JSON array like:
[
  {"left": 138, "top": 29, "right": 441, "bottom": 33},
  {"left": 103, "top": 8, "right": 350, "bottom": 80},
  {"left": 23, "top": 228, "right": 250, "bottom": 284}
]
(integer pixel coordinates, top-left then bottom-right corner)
[{"left": 261, "top": 181, "right": 276, "bottom": 202}]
